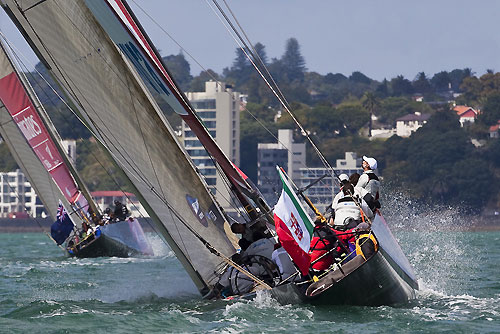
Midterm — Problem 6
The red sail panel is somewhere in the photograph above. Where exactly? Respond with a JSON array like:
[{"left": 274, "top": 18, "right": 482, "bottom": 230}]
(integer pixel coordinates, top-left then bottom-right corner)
[{"left": 0, "top": 72, "right": 79, "bottom": 204}]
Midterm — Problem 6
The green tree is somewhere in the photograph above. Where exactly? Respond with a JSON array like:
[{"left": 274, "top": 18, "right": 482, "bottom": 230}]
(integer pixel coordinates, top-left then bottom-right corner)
[
  {"left": 280, "top": 38, "right": 306, "bottom": 82},
  {"left": 349, "top": 71, "right": 372, "bottom": 85},
  {"left": 391, "top": 75, "right": 414, "bottom": 96},
  {"left": 478, "top": 93, "right": 500, "bottom": 126},
  {"left": 324, "top": 73, "right": 347, "bottom": 85},
  {"left": 362, "top": 92, "right": 380, "bottom": 137},
  {"left": 253, "top": 42, "right": 268, "bottom": 66},
  {"left": 448, "top": 68, "right": 473, "bottom": 92},
  {"left": 458, "top": 76, "right": 482, "bottom": 104},
  {"left": 412, "top": 72, "right": 431, "bottom": 95},
  {"left": 431, "top": 71, "right": 451, "bottom": 92},
  {"left": 375, "top": 79, "right": 390, "bottom": 98},
  {"left": 336, "top": 102, "right": 370, "bottom": 135},
  {"left": 162, "top": 53, "right": 192, "bottom": 91}
]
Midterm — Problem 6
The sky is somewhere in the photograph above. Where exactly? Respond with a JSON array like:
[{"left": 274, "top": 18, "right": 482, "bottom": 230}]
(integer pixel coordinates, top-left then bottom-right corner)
[{"left": 1, "top": 0, "right": 500, "bottom": 81}]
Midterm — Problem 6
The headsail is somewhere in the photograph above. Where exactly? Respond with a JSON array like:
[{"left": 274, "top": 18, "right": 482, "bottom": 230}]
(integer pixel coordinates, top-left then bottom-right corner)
[
  {"left": 84, "top": 0, "right": 272, "bottom": 223},
  {"left": 1, "top": 0, "right": 236, "bottom": 294},
  {"left": 0, "top": 38, "right": 81, "bottom": 223}
]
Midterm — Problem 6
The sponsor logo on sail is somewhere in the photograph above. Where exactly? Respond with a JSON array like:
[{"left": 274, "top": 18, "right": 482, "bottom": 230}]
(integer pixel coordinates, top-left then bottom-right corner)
[
  {"left": 186, "top": 195, "right": 208, "bottom": 227},
  {"left": 16, "top": 113, "right": 42, "bottom": 141}
]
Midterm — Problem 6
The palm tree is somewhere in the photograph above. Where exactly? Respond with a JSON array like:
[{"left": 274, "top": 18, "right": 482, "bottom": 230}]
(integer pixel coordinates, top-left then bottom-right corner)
[{"left": 362, "top": 92, "right": 380, "bottom": 137}]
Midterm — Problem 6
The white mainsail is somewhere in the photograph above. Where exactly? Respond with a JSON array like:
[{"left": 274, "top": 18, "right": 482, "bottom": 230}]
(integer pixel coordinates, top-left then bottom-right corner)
[{"left": 1, "top": 0, "right": 236, "bottom": 294}]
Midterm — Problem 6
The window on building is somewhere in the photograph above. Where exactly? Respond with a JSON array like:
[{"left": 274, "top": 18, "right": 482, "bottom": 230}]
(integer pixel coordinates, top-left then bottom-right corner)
[
  {"left": 25, "top": 196, "right": 31, "bottom": 203},
  {"left": 35, "top": 197, "right": 42, "bottom": 205},
  {"left": 191, "top": 99, "right": 216, "bottom": 109},
  {"left": 197, "top": 111, "right": 216, "bottom": 118},
  {"left": 36, "top": 207, "right": 44, "bottom": 217},
  {"left": 209, "top": 130, "right": 216, "bottom": 137},
  {"left": 193, "top": 159, "right": 214, "bottom": 167},
  {"left": 184, "top": 139, "right": 202, "bottom": 148},
  {"left": 204, "top": 121, "right": 216, "bottom": 128},
  {"left": 2, "top": 185, "right": 8, "bottom": 192},
  {"left": 187, "top": 149, "right": 209, "bottom": 157},
  {"left": 200, "top": 168, "right": 216, "bottom": 176},
  {"left": 8, "top": 176, "right": 15, "bottom": 182},
  {"left": 205, "top": 178, "right": 217, "bottom": 185},
  {"left": 25, "top": 186, "right": 31, "bottom": 193}
]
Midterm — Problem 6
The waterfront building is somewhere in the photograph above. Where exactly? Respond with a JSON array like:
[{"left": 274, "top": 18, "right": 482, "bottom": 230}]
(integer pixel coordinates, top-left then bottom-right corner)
[{"left": 0, "top": 169, "right": 45, "bottom": 218}]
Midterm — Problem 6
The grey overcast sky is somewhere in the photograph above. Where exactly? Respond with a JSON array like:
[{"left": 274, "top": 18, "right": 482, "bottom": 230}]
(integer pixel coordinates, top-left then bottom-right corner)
[{"left": 1, "top": 0, "right": 500, "bottom": 81}]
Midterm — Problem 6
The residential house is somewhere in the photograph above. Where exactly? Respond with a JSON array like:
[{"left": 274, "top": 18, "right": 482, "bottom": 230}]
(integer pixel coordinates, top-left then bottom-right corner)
[
  {"left": 453, "top": 105, "right": 479, "bottom": 127},
  {"left": 395, "top": 112, "right": 431, "bottom": 137},
  {"left": 489, "top": 121, "right": 500, "bottom": 138}
]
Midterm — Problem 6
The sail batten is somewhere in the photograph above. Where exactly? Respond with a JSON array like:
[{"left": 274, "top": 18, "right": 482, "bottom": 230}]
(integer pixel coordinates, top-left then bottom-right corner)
[{"left": 1, "top": 0, "right": 236, "bottom": 293}]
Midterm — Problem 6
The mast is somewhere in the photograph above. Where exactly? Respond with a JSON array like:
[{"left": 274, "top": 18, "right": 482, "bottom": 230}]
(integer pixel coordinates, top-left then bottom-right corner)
[{"left": 85, "top": 0, "right": 273, "bottom": 224}]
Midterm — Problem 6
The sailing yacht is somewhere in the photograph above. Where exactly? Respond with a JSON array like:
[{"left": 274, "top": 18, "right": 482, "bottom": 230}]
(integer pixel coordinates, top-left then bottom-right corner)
[
  {"left": 0, "top": 0, "right": 418, "bottom": 305},
  {"left": 0, "top": 37, "right": 152, "bottom": 258}
]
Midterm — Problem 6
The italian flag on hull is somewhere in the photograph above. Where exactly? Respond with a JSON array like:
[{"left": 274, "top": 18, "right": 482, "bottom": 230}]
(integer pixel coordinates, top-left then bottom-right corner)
[{"left": 273, "top": 167, "right": 314, "bottom": 276}]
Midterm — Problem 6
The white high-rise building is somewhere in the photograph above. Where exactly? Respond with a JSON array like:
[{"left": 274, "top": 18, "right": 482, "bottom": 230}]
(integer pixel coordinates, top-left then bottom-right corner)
[
  {"left": 182, "top": 81, "right": 240, "bottom": 208},
  {"left": 0, "top": 169, "right": 46, "bottom": 218}
]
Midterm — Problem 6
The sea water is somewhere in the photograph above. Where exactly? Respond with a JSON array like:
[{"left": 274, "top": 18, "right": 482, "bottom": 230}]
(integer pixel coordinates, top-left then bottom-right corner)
[{"left": 0, "top": 221, "right": 499, "bottom": 333}]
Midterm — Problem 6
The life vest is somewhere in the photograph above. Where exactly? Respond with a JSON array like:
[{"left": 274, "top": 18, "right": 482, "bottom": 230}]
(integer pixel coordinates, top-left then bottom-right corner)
[
  {"left": 366, "top": 172, "right": 380, "bottom": 200},
  {"left": 355, "top": 233, "right": 378, "bottom": 260},
  {"left": 334, "top": 195, "right": 362, "bottom": 227},
  {"left": 309, "top": 225, "right": 338, "bottom": 271}
]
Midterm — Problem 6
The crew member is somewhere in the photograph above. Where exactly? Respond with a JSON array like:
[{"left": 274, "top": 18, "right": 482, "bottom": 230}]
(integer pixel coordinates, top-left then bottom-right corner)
[
  {"left": 331, "top": 181, "right": 373, "bottom": 230},
  {"left": 356, "top": 156, "right": 380, "bottom": 201},
  {"left": 113, "top": 200, "right": 129, "bottom": 221}
]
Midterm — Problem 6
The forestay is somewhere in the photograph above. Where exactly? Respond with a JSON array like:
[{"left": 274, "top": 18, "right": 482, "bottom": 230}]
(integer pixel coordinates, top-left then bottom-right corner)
[{"left": 0, "top": 0, "right": 236, "bottom": 294}]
